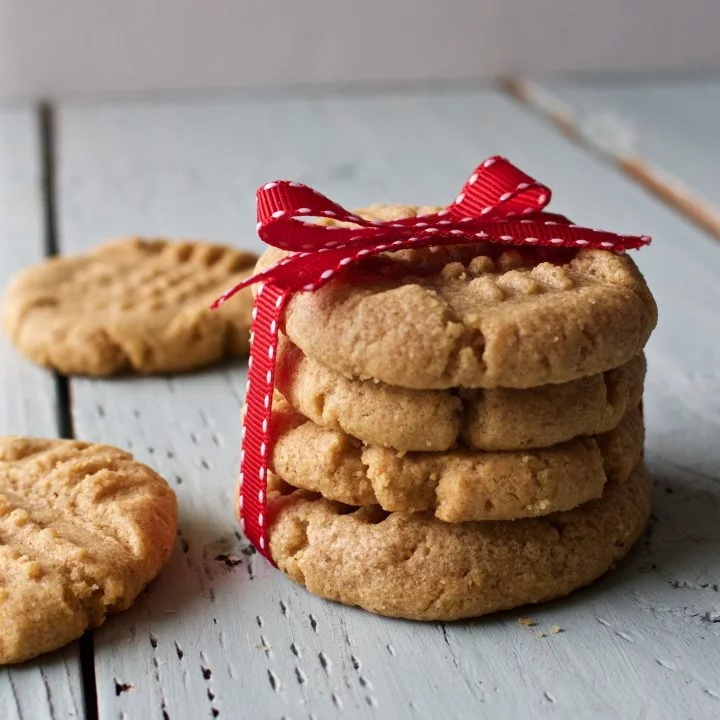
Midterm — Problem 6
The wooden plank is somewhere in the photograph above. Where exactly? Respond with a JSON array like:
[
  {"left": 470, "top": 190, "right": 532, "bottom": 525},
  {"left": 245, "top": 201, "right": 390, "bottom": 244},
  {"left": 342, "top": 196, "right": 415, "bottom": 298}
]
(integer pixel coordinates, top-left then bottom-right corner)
[
  {"left": 520, "top": 77, "right": 720, "bottom": 202},
  {"left": 56, "top": 88, "right": 720, "bottom": 720},
  {"left": 506, "top": 76, "right": 720, "bottom": 238},
  {"left": 0, "top": 108, "right": 85, "bottom": 718}
]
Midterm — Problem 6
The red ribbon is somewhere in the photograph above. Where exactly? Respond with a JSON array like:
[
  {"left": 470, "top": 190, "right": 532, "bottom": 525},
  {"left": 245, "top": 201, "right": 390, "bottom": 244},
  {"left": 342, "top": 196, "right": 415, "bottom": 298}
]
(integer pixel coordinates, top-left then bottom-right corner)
[{"left": 214, "top": 156, "right": 651, "bottom": 561}]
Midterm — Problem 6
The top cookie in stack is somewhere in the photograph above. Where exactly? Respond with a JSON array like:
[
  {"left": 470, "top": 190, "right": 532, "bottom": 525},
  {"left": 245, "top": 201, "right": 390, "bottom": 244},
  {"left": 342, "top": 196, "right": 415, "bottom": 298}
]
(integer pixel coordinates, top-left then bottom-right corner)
[
  {"left": 261, "top": 204, "right": 657, "bottom": 621},
  {"left": 259, "top": 204, "right": 655, "bottom": 391}
]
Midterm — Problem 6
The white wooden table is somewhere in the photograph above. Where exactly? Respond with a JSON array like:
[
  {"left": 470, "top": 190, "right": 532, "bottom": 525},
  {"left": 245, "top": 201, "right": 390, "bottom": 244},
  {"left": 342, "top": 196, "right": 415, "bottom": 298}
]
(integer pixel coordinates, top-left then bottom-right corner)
[{"left": 1, "top": 79, "right": 720, "bottom": 720}]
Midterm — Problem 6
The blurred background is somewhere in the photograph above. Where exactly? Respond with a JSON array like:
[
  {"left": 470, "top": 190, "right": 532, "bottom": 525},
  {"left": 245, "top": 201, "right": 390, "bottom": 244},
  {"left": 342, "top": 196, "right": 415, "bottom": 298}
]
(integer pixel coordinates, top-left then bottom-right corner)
[{"left": 1, "top": 0, "right": 719, "bottom": 99}]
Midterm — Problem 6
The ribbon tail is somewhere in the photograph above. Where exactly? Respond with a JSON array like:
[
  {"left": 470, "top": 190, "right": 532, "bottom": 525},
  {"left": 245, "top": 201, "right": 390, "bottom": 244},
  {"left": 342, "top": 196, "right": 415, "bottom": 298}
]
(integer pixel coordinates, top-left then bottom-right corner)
[
  {"left": 237, "top": 281, "right": 288, "bottom": 561},
  {"left": 212, "top": 256, "right": 298, "bottom": 310}
]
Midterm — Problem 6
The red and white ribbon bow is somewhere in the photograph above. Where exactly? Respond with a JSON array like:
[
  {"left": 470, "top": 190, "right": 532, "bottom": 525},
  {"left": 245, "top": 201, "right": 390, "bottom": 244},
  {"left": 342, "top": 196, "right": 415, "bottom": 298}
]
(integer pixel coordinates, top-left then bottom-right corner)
[{"left": 214, "top": 156, "right": 651, "bottom": 561}]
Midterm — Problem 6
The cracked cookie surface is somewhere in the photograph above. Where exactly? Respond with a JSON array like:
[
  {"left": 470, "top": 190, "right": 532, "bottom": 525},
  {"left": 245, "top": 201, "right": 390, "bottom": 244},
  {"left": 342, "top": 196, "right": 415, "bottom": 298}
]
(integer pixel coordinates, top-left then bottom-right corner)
[
  {"left": 266, "top": 463, "right": 652, "bottom": 621},
  {"left": 257, "top": 205, "right": 657, "bottom": 389},
  {"left": 277, "top": 336, "right": 645, "bottom": 452},
  {"left": 0, "top": 437, "right": 177, "bottom": 664},
  {"left": 270, "top": 397, "right": 644, "bottom": 522},
  {"left": 2, "top": 237, "right": 257, "bottom": 375}
]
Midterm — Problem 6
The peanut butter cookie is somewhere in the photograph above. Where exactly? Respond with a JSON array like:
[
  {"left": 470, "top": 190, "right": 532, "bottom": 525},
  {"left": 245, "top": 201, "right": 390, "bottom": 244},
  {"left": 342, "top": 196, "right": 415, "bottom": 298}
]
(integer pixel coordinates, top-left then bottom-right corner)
[
  {"left": 277, "top": 336, "right": 645, "bottom": 452},
  {"left": 270, "top": 398, "right": 644, "bottom": 522},
  {"left": 266, "top": 463, "right": 652, "bottom": 621},
  {"left": 0, "top": 437, "right": 177, "bottom": 664},
  {"left": 257, "top": 205, "right": 657, "bottom": 389},
  {"left": 2, "top": 237, "right": 257, "bottom": 375}
]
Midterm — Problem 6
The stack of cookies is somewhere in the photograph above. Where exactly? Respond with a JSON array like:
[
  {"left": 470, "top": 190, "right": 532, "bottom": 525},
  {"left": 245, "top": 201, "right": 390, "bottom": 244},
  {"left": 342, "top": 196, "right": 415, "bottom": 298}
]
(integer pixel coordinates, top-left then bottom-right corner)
[{"left": 260, "top": 205, "right": 658, "bottom": 621}]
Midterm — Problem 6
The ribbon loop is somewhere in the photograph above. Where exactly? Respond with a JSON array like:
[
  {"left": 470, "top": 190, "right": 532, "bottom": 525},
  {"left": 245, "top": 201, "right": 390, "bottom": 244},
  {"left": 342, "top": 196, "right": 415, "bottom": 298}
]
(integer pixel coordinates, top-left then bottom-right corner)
[
  {"left": 449, "top": 156, "right": 551, "bottom": 221},
  {"left": 216, "top": 156, "right": 652, "bottom": 560}
]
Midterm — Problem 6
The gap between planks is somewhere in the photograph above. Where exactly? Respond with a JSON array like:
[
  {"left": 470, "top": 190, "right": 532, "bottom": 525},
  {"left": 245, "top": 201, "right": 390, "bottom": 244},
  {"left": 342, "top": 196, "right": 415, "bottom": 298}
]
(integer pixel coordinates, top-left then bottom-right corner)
[
  {"left": 38, "top": 100, "right": 99, "bottom": 720},
  {"left": 501, "top": 76, "right": 720, "bottom": 242}
]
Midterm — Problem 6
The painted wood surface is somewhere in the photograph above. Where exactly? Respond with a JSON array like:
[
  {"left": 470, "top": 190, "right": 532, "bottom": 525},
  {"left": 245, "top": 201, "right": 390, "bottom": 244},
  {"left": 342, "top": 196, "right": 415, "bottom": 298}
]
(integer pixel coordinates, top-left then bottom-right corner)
[
  {"left": 528, "top": 77, "right": 720, "bottom": 206},
  {"left": 508, "top": 77, "right": 720, "bottom": 238},
  {"left": 48, "top": 87, "right": 720, "bottom": 720},
  {"left": 0, "top": 108, "right": 85, "bottom": 719}
]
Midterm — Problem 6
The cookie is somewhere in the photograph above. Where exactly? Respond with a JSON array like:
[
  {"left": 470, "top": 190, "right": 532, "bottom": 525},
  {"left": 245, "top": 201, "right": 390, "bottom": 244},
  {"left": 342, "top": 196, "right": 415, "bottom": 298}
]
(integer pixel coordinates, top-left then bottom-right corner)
[
  {"left": 270, "top": 398, "right": 644, "bottom": 522},
  {"left": 276, "top": 336, "right": 645, "bottom": 451},
  {"left": 0, "top": 437, "right": 177, "bottom": 664},
  {"left": 257, "top": 204, "right": 657, "bottom": 389},
  {"left": 266, "top": 463, "right": 652, "bottom": 621},
  {"left": 2, "top": 237, "right": 257, "bottom": 376}
]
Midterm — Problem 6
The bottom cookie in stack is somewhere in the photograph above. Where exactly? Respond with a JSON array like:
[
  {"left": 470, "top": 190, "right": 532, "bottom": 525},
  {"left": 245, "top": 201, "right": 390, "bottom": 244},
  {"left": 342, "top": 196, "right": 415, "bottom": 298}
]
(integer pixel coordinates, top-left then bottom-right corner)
[{"left": 263, "top": 464, "right": 651, "bottom": 621}]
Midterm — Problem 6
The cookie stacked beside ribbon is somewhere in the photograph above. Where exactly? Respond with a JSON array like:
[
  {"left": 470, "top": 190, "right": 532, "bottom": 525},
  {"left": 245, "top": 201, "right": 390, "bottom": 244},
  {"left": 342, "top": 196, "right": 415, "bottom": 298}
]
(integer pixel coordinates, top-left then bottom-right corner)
[{"left": 219, "top": 158, "right": 658, "bottom": 621}]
